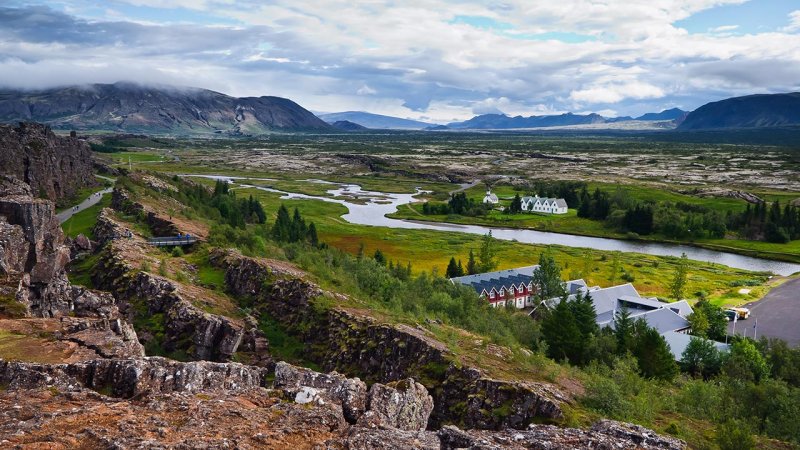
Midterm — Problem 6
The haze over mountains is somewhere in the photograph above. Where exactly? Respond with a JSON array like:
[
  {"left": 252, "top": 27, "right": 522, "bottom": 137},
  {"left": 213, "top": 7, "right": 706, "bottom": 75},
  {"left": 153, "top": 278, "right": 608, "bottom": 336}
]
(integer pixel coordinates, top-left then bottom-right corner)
[
  {"left": 0, "top": 82, "right": 331, "bottom": 134},
  {"left": 0, "top": 82, "right": 798, "bottom": 134},
  {"left": 317, "top": 111, "right": 435, "bottom": 130}
]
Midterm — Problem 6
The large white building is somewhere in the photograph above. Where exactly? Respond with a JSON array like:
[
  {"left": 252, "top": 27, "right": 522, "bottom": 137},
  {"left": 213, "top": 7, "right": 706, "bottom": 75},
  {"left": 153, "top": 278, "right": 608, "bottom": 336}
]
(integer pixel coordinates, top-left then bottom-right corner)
[{"left": 521, "top": 195, "right": 568, "bottom": 214}]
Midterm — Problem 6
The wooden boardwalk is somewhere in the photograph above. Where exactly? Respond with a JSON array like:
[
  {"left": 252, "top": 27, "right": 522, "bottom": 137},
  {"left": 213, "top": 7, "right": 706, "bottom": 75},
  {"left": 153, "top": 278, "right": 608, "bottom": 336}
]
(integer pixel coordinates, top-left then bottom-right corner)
[{"left": 147, "top": 236, "right": 199, "bottom": 247}]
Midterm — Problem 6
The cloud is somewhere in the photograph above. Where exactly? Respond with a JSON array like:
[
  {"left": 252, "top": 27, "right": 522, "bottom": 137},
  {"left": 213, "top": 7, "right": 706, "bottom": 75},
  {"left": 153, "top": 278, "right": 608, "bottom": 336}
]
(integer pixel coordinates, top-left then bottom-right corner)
[
  {"left": 570, "top": 81, "right": 666, "bottom": 104},
  {"left": 356, "top": 84, "right": 376, "bottom": 95},
  {"left": 710, "top": 25, "right": 739, "bottom": 33},
  {"left": 787, "top": 10, "right": 800, "bottom": 32},
  {"left": 0, "top": 2, "right": 798, "bottom": 121}
]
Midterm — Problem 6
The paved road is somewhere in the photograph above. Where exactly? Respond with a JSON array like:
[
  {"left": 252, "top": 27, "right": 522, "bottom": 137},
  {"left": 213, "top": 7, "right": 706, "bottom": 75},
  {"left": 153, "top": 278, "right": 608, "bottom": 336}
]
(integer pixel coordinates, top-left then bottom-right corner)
[
  {"left": 727, "top": 277, "right": 800, "bottom": 346},
  {"left": 56, "top": 175, "right": 115, "bottom": 224}
]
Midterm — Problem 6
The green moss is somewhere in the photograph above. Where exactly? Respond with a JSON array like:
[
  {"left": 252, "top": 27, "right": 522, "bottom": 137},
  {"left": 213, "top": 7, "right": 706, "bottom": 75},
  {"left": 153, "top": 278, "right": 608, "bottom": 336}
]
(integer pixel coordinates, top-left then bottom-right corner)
[{"left": 0, "top": 295, "right": 27, "bottom": 318}]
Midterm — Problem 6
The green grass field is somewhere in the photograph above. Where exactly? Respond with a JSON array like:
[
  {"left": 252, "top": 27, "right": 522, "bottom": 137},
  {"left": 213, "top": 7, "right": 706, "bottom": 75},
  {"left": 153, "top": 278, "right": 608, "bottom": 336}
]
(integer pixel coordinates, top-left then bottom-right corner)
[
  {"left": 61, "top": 194, "right": 112, "bottom": 239},
  {"left": 237, "top": 186, "right": 771, "bottom": 307},
  {"left": 390, "top": 183, "right": 800, "bottom": 263}
]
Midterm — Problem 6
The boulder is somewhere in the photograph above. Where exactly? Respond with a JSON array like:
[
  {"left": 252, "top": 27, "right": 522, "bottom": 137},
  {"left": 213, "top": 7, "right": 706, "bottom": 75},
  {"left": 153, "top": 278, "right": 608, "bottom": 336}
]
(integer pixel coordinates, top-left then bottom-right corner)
[
  {"left": 357, "top": 378, "right": 434, "bottom": 431},
  {"left": 274, "top": 361, "right": 367, "bottom": 424}
]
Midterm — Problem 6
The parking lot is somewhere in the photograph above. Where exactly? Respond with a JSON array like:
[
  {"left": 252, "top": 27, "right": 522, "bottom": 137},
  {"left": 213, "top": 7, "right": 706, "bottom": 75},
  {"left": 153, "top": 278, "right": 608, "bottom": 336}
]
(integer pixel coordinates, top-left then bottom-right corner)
[{"left": 727, "top": 277, "right": 800, "bottom": 346}]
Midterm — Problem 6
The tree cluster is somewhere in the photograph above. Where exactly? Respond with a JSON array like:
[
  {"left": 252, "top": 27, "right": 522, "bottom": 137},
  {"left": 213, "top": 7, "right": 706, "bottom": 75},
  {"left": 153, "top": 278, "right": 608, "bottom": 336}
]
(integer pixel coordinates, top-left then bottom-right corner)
[
  {"left": 422, "top": 192, "right": 490, "bottom": 216},
  {"left": 733, "top": 200, "right": 800, "bottom": 243},
  {"left": 271, "top": 205, "right": 319, "bottom": 246}
]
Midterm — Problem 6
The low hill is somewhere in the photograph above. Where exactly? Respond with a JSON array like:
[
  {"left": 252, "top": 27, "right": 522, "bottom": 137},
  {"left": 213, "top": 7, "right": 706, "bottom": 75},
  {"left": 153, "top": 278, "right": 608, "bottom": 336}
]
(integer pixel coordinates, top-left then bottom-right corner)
[
  {"left": 636, "top": 108, "right": 687, "bottom": 121},
  {"left": 446, "top": 112, "right": 606, "bottom": 129},
  {"left": 0, "top": 82, "right": 331, "bottom": 134},
  {"left": 679, "top": 93, "right": 800, "bottom": 130},
  {"left": 318, "top": 111, "right": 435, "bottom": 130},
  {"left": 330, "top": 120, "right": 367, "bottom": 131}
]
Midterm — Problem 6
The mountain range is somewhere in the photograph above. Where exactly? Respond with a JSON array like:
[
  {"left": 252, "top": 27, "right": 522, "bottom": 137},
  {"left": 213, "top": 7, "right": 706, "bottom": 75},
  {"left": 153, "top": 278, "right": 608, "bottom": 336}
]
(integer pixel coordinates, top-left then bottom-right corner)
[
  {"left": 0, "top": 82, "right": 331, "bottom": 134},
  {"left": 317, "top": 111, "right": 435, "bottom": 130},
  {"left": 1, "top": 82, "right": 797, "bottom": 134},
  {"left": 678, "top": 93, "right": 800, "bottom": 130}
]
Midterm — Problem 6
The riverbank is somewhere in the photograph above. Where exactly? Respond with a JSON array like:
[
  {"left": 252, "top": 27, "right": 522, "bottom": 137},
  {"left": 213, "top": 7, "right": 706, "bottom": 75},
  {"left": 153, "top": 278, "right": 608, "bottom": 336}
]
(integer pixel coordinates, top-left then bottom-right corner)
[{"left": 388, "top": 203, "right": 800, "bottom": 266}]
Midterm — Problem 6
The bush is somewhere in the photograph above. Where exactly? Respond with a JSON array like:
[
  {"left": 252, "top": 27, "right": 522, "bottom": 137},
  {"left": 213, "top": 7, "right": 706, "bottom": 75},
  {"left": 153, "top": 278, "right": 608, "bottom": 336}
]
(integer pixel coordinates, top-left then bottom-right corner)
[
  {"left": 171, "top": 246, "right": 184, "bottom": 257},
  {"left": 716, "top": 420, "right": 755, "bottom": 450}
]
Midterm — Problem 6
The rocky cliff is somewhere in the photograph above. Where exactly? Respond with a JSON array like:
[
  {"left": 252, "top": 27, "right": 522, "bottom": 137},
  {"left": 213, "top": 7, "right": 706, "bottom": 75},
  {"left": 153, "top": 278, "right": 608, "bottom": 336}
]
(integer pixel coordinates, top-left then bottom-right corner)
[
  {"left": 91, "top": 206, "right": 266, "bottom": 363},
  {"left": 0, "top": 122, "right": 96, "bottom": 203},
  {"left": 0, "top": 356, "right": 685, "bottom": 449},
  {"left": 210, "top": 248, "right": 568, "bottom": 430},
  {"left": 0, "top": 173, "right": 144, "bottom": 360}
]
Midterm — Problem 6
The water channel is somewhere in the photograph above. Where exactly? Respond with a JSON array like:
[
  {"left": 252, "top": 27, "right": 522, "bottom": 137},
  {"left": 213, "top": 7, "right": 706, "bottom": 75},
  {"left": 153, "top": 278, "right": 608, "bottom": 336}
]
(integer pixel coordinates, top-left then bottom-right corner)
[{"left": 185, "top": 175, "right": 800, "bottom": 276}]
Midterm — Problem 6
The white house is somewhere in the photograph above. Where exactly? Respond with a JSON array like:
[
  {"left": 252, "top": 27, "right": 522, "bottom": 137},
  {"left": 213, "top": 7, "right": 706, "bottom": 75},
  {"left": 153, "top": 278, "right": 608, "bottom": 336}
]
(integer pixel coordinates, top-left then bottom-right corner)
[
  {"left": 521, "top": 195, "right": 568, "bottom": 214},
  {"left": 483, "top": 190, "right": 499, "bottom": 205}
]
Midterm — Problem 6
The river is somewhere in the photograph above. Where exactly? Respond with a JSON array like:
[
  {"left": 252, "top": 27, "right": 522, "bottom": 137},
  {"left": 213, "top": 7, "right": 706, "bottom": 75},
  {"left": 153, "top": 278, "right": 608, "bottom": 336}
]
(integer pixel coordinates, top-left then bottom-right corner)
[{"left": 184, "top": 175, "right": 800, "bottom": 276}]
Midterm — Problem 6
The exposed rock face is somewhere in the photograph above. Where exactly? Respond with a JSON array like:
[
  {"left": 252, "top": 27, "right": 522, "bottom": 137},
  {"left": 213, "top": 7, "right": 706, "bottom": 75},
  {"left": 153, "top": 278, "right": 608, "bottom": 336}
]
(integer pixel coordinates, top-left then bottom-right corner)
[
  {"left": 274, "top": 361, "right": 368, "bottom": 424},
  {"left": 0, "top": 175, "right": 121, "bottom": 321},
  {"left": 0, "top": 356, "right": 684, "bottom": 449},
  {"left": 436, "top": 423, "right": 686, "bottom": 450},
  {"left": 111, "top": 187, "right": 180, "bottom": 236},
  {"left": 0, "top": 357, "right": 270, "bottom": 397},
  {"left": 92, "top": 209, "right": 266, "bottom": 363},
  {"left": 58, "top": 316, "right": 145, "bottom": 359},
  {"left": 0, "top": 122, "right": 96, "bottom": 202},
  {"left": 358, "top": 378, "right": 434, "bottom": 431},
  {"left": 210, "top": 249, "right": 567, "bottom": 430}
]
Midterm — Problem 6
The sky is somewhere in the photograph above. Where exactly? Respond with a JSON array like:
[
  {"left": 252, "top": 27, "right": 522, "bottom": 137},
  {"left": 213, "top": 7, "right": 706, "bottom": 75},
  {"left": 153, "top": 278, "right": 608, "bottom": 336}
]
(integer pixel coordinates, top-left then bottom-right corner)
[{"left": 1, "top": 1, "right": 799, "bottom": 123}]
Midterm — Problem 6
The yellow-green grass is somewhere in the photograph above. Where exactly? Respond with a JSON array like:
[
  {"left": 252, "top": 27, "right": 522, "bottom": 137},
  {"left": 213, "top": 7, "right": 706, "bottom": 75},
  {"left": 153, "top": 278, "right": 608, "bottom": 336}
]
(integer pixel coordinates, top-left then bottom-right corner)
[
  {"left": 0, "top": 330, "right": 66, "bottom": 364},
  {"left": 239, "top": 187, "right": 770, "bottom": 306},
  {"left": 61, "top": 193, "right": 112, "bottom": 239}
]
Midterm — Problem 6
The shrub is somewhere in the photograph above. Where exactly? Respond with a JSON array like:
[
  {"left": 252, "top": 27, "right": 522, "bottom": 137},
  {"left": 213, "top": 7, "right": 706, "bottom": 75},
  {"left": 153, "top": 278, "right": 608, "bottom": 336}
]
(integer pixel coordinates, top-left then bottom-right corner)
[
  {"left": 171, "top": 246, "right": 184, "bottom": 257},
  {"left": 716, "top": 420, "right": 755, "bottom": 450}
]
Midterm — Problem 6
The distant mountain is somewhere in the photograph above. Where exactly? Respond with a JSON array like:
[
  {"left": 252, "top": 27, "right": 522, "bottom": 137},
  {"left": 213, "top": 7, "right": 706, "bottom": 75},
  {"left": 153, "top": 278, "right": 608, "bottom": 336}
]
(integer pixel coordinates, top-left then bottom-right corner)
[
  {"left": 446, "top": 112, "right": 606, "bottom": 129},
  {"left": 679, "top": 93, "right": 800, "bottom": 130},
  {"left": 318, "top": 111, "right": 435, "bottom": 130},
  {"left": 0, "top": 82, "right": 331, "bottom": 134},
  {"left": 636, "top": 108, "right": 687, "bottom": 121},
  {"left": 330, "top": 120, "right": 367, "bottom": 131}
]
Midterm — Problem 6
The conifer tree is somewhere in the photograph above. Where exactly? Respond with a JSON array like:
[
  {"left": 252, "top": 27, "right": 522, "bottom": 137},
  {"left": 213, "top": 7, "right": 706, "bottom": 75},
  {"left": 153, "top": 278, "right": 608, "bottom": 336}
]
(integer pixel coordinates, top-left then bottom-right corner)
[
  {"left": 271, "top": 204, "right": 292, "bottom": 242},
  {"left": 374, "top": 249, "right": 386, "bottom": 266},
  {"left": 290, "top": 208, "right": 307, "bottom": 242},
  {"left": 446, "top": 257, "right": 461, "bottom": 278},
  {"left": 467, "top": 249, "right": 478, "bottom": 275},
  {"left": 306, "top": 222, "right": 319, "bottom": 247},
  {"left": 457, "top": 259, "right": 464, "bottom": 277},
  {"left": 510, "top": 193, "right": 522, "bottom": 214},
  {"left": 670, "top": 253, "right": 689, "bottom": 300},
  {"left": 477, "top": 231, "right": 497, "bottom": 272},
  {"left": 633, "top": 325, "right": 679, "bottom": 381},
  {"left": 541, "top": 296, "right": 583, "bottom": 364},
  {"left": 532, "top": 251, "right": 565, "bottom": 303},
  {"left": 614, "top": 308, "right": 634, "bottom": 355}
]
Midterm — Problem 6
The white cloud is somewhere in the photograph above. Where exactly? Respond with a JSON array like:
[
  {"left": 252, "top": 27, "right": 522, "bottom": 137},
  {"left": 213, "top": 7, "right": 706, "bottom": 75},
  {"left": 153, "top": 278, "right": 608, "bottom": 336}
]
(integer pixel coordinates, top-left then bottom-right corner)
[
  {"left": 710, "top": 25, "right": 739, "bottom": 33},
  {"left": 356, "top": 84, "right": 376, "bottom": 95},
  {"left": 787, "top": 10, "right": 800, "bottom": 32},
  {"left": 570, "top": 82, "right": 665, "bottom": 104},
  {"left": 0, "top": 1, "right": 799, "bottom": 119}
]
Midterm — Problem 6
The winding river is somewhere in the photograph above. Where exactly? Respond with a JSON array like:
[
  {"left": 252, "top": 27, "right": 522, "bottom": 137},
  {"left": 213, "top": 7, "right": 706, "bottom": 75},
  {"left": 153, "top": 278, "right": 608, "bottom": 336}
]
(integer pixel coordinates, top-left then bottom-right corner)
[{"left": 186, "top": 175, "right": 800, "bottom": 276}]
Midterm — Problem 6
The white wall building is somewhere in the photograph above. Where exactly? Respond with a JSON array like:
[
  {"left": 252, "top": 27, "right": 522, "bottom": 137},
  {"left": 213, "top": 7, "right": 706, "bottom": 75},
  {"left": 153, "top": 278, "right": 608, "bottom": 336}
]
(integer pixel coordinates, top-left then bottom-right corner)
[
  {"left": 521, "top": 195, "right": 568, "bottom": 214},
  {"left": 483, "top": 190, "right": 499, "bottom": 204}
]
